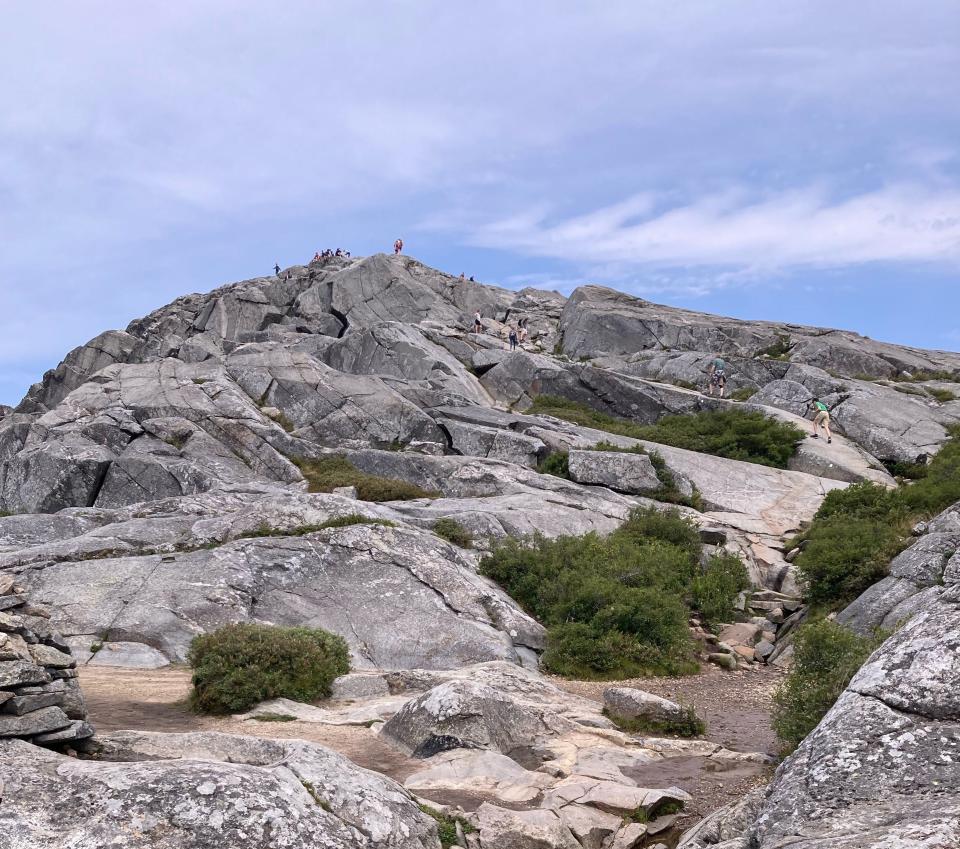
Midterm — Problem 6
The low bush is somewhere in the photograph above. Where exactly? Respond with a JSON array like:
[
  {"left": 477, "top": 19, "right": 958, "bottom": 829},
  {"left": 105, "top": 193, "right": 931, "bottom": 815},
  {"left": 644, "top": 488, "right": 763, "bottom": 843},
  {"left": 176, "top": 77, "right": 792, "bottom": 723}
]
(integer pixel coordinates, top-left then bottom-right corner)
[
  {"left": 480, "top": 507, "right": 744, "bottom": 678},
  {"left": 188, "top": 623, "right": 350, "bottom": 714},
  {"left": 691, "top": 554, "right": 751, "bottom": 624},
  {"left": 293, "top": 455, "right": 438, "bottom": 502},
  {"left": 432, "top": 518, "right": 474, "bottom": 548},
  {"left": 419, "top": 805, "right": 477, "bottom": 848},
  {"left": 537, "top": 451, "right": 570, "bottom": 478},
  {"left": 526, "top": 396, "right": 803, "bottom": 468},
  {"left": 604, "top": 704, "right": 706, "bottom": 738},
  {"left": 794, "top": 435, "right": 960, "bottom": 608},
  {"left": 773, "top": 618, "right": 885, "bottom": 754},
  {"left": 729, "top": 387, "right": 756, "bottom": 401},
  {"left": 758, "top": 335, "right": 792, "bottom": 360},
  {"left": 928, "top": 387, "right": 958, "bottom": 403}
]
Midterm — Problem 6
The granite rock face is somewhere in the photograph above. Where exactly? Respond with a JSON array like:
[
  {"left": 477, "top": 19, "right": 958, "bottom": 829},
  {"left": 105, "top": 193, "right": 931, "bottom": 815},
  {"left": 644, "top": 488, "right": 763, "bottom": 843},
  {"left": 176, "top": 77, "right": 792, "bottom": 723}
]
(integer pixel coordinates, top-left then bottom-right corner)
[
  {"left": 1, "top": 731, "right": 440, "bottom": 849},
  {"left": 681, "top": 501, "right": 960, "bottom": 848}
]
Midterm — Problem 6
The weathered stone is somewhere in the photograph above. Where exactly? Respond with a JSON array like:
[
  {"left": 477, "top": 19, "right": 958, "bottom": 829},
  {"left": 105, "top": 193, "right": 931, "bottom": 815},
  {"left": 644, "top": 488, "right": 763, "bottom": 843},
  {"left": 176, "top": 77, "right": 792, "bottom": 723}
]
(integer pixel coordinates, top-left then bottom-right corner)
[
  {"left": 567, "top": 449, "right": 662, "bottom": 495},
  {"left": 30, "top": 718, "right": 95, "bottom": 744},
  {"left": 602, "top": 687, "right": 687, "bottom": 725},
  {"left": 476, "top": 803, "right": 581, "bottom": 849},
  {"left": 0, "top": 659, "right": 50, "bottom": 687},
  {"left": 27, "top": 643, "right": 75, "bottom": 668},
  {"left": 0, "top": 705, "right": 70, "bottom": 737},
  {"left": 0, "top": 731, "right": 439, "bottom": 848},
  {"left": 708, "top": 653, "right": 737, "bottom": 670}
]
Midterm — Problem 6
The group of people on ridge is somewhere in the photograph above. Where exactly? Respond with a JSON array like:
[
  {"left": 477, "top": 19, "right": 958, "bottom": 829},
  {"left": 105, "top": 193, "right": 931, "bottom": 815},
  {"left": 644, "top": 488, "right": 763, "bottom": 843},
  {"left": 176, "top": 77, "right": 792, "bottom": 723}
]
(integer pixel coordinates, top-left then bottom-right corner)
[
  {"left": 706, "top": 355, "right": 831, "bottom": 441},
  {"left": 312, "top": 248, "right": 350, "bottom": 261},
  {"left": 471, "top": 311, "right": 529, "bottom": 351}
]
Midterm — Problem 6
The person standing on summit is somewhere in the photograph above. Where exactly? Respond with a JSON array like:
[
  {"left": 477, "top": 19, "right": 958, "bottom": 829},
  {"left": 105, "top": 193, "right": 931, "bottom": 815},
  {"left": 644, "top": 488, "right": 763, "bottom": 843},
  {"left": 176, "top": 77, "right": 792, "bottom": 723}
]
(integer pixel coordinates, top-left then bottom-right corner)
[
  {"left": 274, "top": 263, "right": 281, "bottom": 275},
  {"left": 394, "top": 238, "right": 403, "bottom": 255}
]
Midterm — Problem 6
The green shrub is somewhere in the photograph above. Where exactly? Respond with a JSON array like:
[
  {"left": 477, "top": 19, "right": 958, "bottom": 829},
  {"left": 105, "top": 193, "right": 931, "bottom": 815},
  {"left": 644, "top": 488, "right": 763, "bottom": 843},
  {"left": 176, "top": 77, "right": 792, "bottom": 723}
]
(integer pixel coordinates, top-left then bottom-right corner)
[
  {"left": 758, "top": 335, "right": 792, "bottom": 360},
  {"left": 187, "top": 623, "right": 350, "bottom": 714},
  {"left": 253, "top": 712, "right": 298, "bottom": 722},
  {"left": 729, "top": 387, "right": 757, "bottom": 401},
  {"left": 691, "top": 554, "right": 751, "bottom": 624},
  {"left": 890, "top": 369, "right": 958, "bottom": 383},
  {"left": 293, "top": 455, "right": 438, "bottom": 502},
  {"left": 419, "top": 805, "right": 477, "bottom": 848},
  {"left": 794, "top": 437, "right": 960, "bottom": 608},
  {"left": 537, "top": 451, "right": 570, "bottom": 478},
  {"left": 480, "top": 507, "right": 703, "bottom": 678},
  {"left": 773, "top": 618, "right": 885, "bottom": 754},
  {"left": 604, "top": 704, "right": 706, "bottom": 738},
  {"left": 526, "top": 396, "right": 803, "bottom": 468},
  {"left": 432, "top": 518, "right": 474, "bottom": 548}
]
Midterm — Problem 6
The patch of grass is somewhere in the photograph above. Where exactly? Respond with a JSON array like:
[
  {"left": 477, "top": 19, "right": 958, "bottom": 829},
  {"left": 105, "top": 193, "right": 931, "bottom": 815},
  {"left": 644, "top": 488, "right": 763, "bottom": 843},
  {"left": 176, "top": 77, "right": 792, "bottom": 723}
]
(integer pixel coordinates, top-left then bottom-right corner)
[
  {"left": 237, "top": 515, "right": 395, "bottom": 540},
  {"left": 929, "top": 387, "right": 958, "bottom": 403},
  {"left": 604, "top": 705, "right": 705, "bottom": 738},
  {"left": 192, "top": 378, "right": 209, "bottom": 385},
  {"left": 691, "top": 554, "right": 751, "bottom": 624},
  {"left": 758, "top": 335, "right": 792, "bottom": 360},
  {"left": 793, "top": 433, "right": 960, "bottom": 608},
  {"left": 187, "top": 623, "right": 350, "bottom": 715},
  {"left": 252, "top": 712, "right": 298, "bottom": 722},
  {"left": 480, "top": 507, "right": 734, "bottom": 678},
  {"left": 432, "top": 518, "right": 474, "bottom": 548},
  {"left": 670, "top": 379, "right": 699, "bottom": 391},
  {"left": 729, "top": 386, "right": 756, "bottom": 401},
  {"left": 537, "top": 451, "right": 570, "bottom": 479},
  {"left": 162, "top": 433, "right": 190, "bottom": 450},
  {"left": 293, "top": 455, "right": 439, "bottom": 502},
  {"left": 882, "top": 459, "right": 929, "bottom": 480},
  {"left": 89, "top": 641, "right": 103, "bottom": 654},
  {"left": 526, "top": 396, "right": 804, "bottom": 468},
  {"left": 419, "top": 804, "right": 477, "bottom": 848},
  {"left": 300, "top": 780, "right": 332, "bottom": 812},
  {"left": 893, "top": 384, "right": 925, "bottom": 397},
  {"left": 773, "top": 618, "right": 886, "bottom": 755},
  {"left": 890, "top": 369, "right": 958, "bottom": 383}
]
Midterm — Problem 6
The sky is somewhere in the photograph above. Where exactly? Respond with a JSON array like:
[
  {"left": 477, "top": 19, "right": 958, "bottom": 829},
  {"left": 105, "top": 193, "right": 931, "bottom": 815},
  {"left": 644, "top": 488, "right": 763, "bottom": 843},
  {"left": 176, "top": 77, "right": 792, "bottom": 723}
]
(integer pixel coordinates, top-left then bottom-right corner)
[{"left": 1, "top": 1, "right": 958, "bottom": 405}]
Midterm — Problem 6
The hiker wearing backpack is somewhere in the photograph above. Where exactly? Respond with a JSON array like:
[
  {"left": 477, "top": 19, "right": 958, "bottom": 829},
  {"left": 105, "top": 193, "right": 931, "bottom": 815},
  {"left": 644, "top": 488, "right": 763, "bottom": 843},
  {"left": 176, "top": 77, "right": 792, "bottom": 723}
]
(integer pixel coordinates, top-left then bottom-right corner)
[
  {"left": 810, "top": 398, "right": 832, "bottom": 443},
  {"left": 394, "top": 238, "right": 403, "bottom": 255},
  {"left": 707, "top": 356, "right": 727, "bottom": 397}
]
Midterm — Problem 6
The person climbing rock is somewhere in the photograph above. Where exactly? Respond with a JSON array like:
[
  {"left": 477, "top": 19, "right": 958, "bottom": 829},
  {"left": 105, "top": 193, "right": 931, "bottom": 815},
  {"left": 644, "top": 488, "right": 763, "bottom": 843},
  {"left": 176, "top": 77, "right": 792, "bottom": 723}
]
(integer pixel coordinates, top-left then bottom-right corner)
[
  {"left": 810, "top": 398, "right": 832, "bottom": 443},
  {"left": 707, "top": 355, "right": 727, "bottom": 397},
  {"left": 473, "top": 311, "right": 483, "bottom": 335},
  {"left": 394, "top": 238, "right": 403, "bottom": 255},
  {"left": 508, "top": 324, "right": 518, "bottom": 351}
]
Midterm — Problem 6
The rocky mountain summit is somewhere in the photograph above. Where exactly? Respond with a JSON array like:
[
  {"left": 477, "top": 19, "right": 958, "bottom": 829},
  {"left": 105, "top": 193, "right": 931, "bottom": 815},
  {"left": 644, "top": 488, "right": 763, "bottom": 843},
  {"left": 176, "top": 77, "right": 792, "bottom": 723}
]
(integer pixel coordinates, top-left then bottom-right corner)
[{"left": 1, "top": 251, "right": 959, "bottom": 847}]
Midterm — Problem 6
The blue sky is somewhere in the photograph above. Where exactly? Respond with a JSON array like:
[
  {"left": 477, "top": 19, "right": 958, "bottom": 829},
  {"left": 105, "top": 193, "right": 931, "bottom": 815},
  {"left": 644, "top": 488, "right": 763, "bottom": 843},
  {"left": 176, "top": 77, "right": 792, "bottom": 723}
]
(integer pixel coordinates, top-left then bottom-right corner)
[{"left": 1, "top": 1, "right": 958, "bottom": 404}]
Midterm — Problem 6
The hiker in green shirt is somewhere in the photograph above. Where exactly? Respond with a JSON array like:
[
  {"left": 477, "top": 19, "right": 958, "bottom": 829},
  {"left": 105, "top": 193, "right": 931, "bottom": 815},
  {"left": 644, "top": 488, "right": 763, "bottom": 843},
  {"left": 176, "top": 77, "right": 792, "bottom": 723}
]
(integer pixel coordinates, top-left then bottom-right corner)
[
  {"left": 810, "top": 398, "right": 832, "bottom": 444},
  {"left": 707, "top": 356, "right": 727, "bottom": 398}
]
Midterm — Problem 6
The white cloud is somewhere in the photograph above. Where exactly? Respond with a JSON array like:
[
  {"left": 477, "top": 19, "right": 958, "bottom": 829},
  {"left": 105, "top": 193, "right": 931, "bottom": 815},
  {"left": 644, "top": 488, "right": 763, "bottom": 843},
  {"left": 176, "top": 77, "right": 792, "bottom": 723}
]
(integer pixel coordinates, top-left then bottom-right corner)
[{"left": 462, "top": 184, "right": 960, "bottom": 272}]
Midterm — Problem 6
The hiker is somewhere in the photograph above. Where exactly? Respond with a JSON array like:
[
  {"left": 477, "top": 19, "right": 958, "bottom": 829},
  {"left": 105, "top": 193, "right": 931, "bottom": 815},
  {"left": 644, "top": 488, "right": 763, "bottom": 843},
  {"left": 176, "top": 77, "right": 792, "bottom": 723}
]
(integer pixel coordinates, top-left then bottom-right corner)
[
  {"left": 707, "top": 355, "right": 727, "bottom": 397},
  {"left": 469, "top": 275, "right": 475, "bottom": 282},
  {"left": 473, "top": 311, "right": 483, "bottom": 335},
  {"left": 394, "top": 238, "right": 403, "bottom": 255},
  {"left": 274, "top": 263, "right": 281, "bottom": 275},
  {"left": 810, "top": 398, "right": 832, "bottom": 443},
  {"left": 459, "top": 272, "right": 465, "bottom": 280},
  {"left": 313, "top": 251, "right": 321, "bottom": 262},
  {"left": 335, "top": 248, "right": 342, "bottom": 257},
  {"left": 508, "top": 324, "right": 518, "bottom": 351},
  {"left": 517, "top": 318, "right": 528, "bottom": 343}
]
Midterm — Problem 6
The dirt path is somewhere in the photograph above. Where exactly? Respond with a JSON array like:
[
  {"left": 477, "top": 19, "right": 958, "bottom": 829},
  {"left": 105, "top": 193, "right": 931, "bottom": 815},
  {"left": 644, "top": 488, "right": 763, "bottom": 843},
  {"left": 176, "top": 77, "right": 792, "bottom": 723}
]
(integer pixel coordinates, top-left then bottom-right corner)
[
  {"left": 80, "top": 663, "right": 782, "bottom": 826},
  {"left": 78, "top": 666, "right": 421, "bottom": 783},
  {"left": 553, "top": 664, "right": 784, "bottom": 822}
]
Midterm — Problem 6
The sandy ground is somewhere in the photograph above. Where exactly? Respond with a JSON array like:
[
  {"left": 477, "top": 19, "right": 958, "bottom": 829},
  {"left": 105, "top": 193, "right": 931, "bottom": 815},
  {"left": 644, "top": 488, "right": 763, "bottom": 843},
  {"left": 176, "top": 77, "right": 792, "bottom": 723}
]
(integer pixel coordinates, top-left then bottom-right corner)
[{"left": 80, "top": 662, "right": 782, "bottom": 827}]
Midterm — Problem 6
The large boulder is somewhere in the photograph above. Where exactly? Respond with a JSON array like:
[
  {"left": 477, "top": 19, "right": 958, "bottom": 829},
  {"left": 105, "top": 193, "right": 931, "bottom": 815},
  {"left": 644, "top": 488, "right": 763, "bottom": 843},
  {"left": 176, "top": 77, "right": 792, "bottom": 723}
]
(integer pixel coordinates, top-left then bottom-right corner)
[
  {"left": 0, "top": 730, "right": 439, "bottom": 848},
  {"left": 22, "top": 520, "right": 543, "bottom": 669}
]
